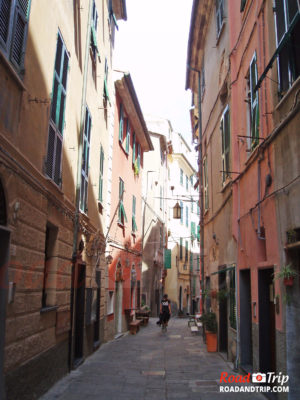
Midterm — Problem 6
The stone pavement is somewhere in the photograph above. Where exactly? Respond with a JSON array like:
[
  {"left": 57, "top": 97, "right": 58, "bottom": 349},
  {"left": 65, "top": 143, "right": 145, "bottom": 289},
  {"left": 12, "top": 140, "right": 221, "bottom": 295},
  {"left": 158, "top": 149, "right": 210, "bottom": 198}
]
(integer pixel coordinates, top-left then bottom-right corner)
[{"left": 40, "top": 318, "right": 266, "bottom": 400}]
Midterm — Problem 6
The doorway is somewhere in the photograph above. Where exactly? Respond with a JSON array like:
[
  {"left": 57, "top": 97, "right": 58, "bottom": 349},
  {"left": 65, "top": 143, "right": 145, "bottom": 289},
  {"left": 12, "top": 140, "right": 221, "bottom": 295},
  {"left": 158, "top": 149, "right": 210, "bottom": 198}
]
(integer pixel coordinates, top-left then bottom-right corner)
[
  {"left": 240, "top": 269, "right": 253, "bottom": 371},
  {"left": 258, "top": 268, "right": 276, "bottom": 374},
  {"left": 74, "top": 263, "right": 86, "bottom": 364},
  {"left": 218, "top": 269, "right": 228, "bottom": 353}
]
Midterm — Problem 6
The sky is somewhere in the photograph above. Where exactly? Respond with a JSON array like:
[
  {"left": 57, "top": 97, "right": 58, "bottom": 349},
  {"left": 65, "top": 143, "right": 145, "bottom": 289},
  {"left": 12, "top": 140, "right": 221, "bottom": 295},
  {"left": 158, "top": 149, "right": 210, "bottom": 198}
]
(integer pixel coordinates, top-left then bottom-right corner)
[{"left": 114, "top": 0, "right": 193, "bottom": 143}]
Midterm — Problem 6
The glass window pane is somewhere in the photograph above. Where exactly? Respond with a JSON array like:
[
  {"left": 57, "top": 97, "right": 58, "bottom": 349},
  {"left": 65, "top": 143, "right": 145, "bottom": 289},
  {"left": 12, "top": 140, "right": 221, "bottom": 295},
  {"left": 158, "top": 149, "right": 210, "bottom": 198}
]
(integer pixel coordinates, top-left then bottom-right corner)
[{"left": 55, "top": 35, "right": 63, "bottom": 75}]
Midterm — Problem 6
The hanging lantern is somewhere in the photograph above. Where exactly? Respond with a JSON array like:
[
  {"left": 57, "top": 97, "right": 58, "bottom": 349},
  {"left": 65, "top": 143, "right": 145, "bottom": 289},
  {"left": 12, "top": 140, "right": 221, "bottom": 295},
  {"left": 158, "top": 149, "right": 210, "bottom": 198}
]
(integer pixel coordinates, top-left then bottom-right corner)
[{"left": 173, "top": 202, "right": 181, "bottom": 219}]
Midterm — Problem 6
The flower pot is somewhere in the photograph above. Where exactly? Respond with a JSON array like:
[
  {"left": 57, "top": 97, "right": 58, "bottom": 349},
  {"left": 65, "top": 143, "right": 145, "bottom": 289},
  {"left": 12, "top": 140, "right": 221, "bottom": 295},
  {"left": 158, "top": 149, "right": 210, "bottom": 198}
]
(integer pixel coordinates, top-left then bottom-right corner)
[
  {"left": 206, "top": 331, "right": 217, "bottom": 352},
  {"left": 284, "top": 277, "right": 294, "bottom": 286}
]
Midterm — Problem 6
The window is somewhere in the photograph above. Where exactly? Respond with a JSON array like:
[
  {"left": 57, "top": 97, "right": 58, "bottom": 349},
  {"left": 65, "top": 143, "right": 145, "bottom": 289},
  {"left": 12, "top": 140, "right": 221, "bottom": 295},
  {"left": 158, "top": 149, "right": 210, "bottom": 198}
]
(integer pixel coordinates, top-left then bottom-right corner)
[
  {"left": 107, "top": 290, "right": 114, "bottom": 315},
  {"left": 99, "top": 145, "right": 104, "bottom": 203},
  {"left": 118, "top": 103, "right": 124, "bottom": 142},
  {"left": 132, "top": 195, "right": 137, "bottom": 232},
  {"left": 229, "top": 269, "right": 236, "bottom": 329},
  {"left": 80, "top": 106, "right": 92, "bottom": 212},
  {"left": 180, "top": 168, "right": 183, "bottom": 185},
  {"left": 180, "top": 201, "right": 183, "bottom": 224},
  {"left": 203, "top": 157, "right": 209, "bottom": 210},
  {"left": 240, "top": 0, "right": 247, "bottom": 12},
  {"left": 216, "top": 0, "right": 224, "bottom": 37},
  {"left": 132, "top": 132, "right": 136, "bottom": 164},
  {"left": 42, "top": 223, "right": 58, "bottom": 308},
  {"left": 197, "top": 225, "right": 200, "bottom": 242},
  {"left": 191, "top": 222, "right": 196, "bottom": 240},
  {"left": 185, "top": 241, "right": 189, "bottom": 262},
  {"left": 274, "top": 1, "right": 300, "bottom": 95},
  {"left": 46, "top": 32, "right": 69, "bottom": 186},
  {"left": 220, "top": 106, "right": 230, "bottom": 184},
  {"left": 249, "top": 54, "right": 259, "bottom": 148},
  {"left": 103, "top": 57, "right": 110, "bottom": 102},
  {"left": 0, "top": 0, "right": 31, "bottom": 72},
  {"left": 179, "top": 238, "right": 183, "bottom": 260},
  {"left": 186, "top": 206, "right": 189, "bottom": 227},
  {"left": 137, "top": 143, "right": 141, "bottom": 170},
  {"left": 118, "top": 178, "right": 127, "bottom": 225},
  {"left": 90, "top": 0, "right": 99, "bottom": 60},
  {"left": 125, "top": 119, "right": 130, "bottom": 154}
]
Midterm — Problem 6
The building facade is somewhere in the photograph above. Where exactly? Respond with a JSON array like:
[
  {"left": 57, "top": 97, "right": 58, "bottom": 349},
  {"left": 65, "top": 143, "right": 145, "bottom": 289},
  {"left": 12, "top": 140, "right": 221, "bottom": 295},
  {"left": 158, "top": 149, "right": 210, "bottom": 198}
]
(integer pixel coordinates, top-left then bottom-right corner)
[
  {"left": 0, "top": 0, "right": 126, "bottom": 398},
  {"left": 186, "top": 0, "right": 237, "bottom": 362},
  {"left": 141, "top": 115, "right": 169, "bottom": 317},
  {"left": 106, "top": 72, "right": 153, "bottom": 339},
  {"left": 165, "top": 131, "right": 200, "bottom": 316}
]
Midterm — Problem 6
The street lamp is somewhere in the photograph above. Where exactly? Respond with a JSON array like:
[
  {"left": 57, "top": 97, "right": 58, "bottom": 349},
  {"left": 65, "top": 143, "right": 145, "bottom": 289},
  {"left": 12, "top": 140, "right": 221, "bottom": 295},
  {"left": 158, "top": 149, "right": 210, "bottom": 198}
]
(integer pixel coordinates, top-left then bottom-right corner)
[{"left": 173, "top": 202, "right": 181, "bottom": 219}]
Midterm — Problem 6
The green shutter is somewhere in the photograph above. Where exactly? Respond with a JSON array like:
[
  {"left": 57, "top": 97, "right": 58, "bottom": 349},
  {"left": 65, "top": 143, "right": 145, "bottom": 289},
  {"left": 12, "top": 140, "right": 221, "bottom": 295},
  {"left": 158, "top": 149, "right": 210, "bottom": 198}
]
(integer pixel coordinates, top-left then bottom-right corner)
[
  {"left": 185, "top": 240, "right": 188, "bottom": 261},
  {"left": 91, "top": 25, "right": 99, "bottom": 56},
  {"left": 137, "top": 143, "right": 141, "bottom": 169},
  {"left": 191, "top": 222, "right": 196, "bottom": 239},
  {"left": 104, "top": 78, "right": 110, "bottom": 102},
  {"left": 197, "top": 225, "right": 200, "bottom": 241},
  {"left": 164, "top": 249, "right": 171, "bottom": 269},
  {"left": 120, "top": 201, "right": 128, "bottom": 223},
  {"left": 132, "top": 132, "right": 136, "bottom": 164},
  {"left": 126, "top": 120, "right": 130, "bottom": 154},
  {"left": 180, "top": 201, "right": 183, "bottom": 224},
  {"left": 132, "top": 195, "right": 137, "bottom": 232},
  {"left": 119, "top": 104, "right": 123, "bottom": 142}
]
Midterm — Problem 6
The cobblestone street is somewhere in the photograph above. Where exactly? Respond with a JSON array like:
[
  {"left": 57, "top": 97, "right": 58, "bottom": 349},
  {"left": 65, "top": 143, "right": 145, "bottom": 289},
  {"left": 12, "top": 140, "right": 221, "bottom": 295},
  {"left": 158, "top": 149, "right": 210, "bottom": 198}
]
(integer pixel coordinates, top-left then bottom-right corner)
[{"left": 40, "top": 318, "right": 266, "bottom": 400}]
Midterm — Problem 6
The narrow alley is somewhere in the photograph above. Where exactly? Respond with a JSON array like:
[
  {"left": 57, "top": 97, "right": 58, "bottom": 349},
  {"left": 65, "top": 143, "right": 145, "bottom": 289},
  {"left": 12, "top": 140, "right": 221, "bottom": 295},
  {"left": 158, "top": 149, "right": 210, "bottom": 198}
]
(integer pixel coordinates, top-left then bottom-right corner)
[{"left": 40, "top": 318, "right": 266, "bottom": 400}]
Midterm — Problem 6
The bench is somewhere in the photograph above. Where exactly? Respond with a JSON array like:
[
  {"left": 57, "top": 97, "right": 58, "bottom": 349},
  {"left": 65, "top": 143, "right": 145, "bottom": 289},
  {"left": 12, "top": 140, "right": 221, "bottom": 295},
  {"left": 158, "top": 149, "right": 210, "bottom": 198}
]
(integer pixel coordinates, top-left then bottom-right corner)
[{"left": 129, "top": 319, "right": 142, "bottom": 335}]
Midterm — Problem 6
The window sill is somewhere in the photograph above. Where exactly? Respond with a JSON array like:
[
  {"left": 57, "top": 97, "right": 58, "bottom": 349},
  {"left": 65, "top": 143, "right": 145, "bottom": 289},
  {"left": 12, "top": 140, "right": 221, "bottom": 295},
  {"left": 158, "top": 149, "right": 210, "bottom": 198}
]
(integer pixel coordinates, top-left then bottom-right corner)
[
  {"left": 0, "top": 49, "right": 26, "bottom": 91},
  {"left": 44, "top": 176, "right": 64, "bottom": 195},
  {"left": 40, "top": 305, "right": 58, "bottom": 314}
]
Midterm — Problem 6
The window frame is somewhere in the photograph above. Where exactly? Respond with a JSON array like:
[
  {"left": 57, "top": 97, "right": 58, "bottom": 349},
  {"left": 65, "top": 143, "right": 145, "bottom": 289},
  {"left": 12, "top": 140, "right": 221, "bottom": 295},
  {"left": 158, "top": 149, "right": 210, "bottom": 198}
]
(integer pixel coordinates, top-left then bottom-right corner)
[
  {"left": 220, "top": 105, "right": 230, "bottom": 184},
  {"left": 45, "top": 31, "right": 69, "bottom": 186},
  {"left": 80, "top": 106, "right": 92, "bottom": 213},
  {"left": 216, "top": 0, "right": 225, "bottom": 38},
  {"left": 118, "top": 177, "right": 127, "bottom": 226},
  {"left": 0, "top": 0, "right": 31, "bottom": 73},
  {"left": 249, "top": 53, "right": 259, "bottom": 149}
]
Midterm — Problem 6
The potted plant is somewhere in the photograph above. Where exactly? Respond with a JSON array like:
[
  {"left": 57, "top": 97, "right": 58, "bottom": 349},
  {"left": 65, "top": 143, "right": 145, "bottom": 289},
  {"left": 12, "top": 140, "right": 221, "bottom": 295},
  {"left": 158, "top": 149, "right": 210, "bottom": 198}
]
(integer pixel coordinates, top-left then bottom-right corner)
[
  {"left": 276, "top": 264, "right": 298, "bottom": 286},
  {"left": 201, "top": 312, "right": 217, "bottom": 352}
]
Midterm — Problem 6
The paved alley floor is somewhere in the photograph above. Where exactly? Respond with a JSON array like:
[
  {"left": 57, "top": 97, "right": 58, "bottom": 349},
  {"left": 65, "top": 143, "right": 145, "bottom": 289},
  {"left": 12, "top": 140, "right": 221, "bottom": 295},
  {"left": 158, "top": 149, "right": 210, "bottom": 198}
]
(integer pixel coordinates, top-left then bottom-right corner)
[{"left": 40, "top": 318, "right": 266, "bottom": 400}]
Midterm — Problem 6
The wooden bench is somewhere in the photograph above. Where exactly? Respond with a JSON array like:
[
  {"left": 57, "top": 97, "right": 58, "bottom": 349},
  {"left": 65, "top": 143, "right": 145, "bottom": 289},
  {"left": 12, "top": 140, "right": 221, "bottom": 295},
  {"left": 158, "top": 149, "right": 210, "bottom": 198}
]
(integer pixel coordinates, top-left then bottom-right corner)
[{"left": 129, "top": 319, "right": 142, "bottom": 335}]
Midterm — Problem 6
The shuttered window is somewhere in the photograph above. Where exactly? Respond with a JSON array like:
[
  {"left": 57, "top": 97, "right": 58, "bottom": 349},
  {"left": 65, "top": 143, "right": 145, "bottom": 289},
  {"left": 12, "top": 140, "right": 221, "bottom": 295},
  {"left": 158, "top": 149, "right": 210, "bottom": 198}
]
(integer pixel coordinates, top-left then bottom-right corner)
[
  {"left": 46, "top": 32, "right": 69, "bottom": 186},
  {"left": 137, "top": 143, "right": 141, "bottom": 170},
  {"left": 80, "top": 106, "right": 92, "bottom": 212},
  {"left": 186, "top": 206, "right": 189, "bottom": 227},
  {"left": 220, "top": 106, "right": 230, "bottom": 184},
  {"left": 118, "top": 178, "right": 127, "bottom": 225},
  {"left": 0, "top": 0, "right": 31, "bottom": 72},
  {"left": 132, "top": 195, "right": 137, "bottom": 232},
  {"left": 90, "top": 0, "right": 99, "bottom": 60},
  {"left": 125, "top": 119, "right": 130, "bottom": 154},
  {"left": 216, "top": 0, "right": 224, "bottom": 37},
  {"left": 119, "top": 103, "right": 124, "bottom": 142},
  {"left": 185, "top": 240, "right": 188, "bottom": 262},
  {"left": 98, "top": 145, "right": 104, "bottom": 203},
  {"left": 103, "top": 57, "right": 110, "bottom": 102},
  {"left": 249, "top": 54, "right": 259, "bottom": 148},
  {"left": 180, "top": 201, "right": 183, "bottom": 224},
  {"left": 191, "top": 222, "right": 196, "bottom": 239},
  {"left": 132, "top": 132, "right": 136, "bottom": 164}
]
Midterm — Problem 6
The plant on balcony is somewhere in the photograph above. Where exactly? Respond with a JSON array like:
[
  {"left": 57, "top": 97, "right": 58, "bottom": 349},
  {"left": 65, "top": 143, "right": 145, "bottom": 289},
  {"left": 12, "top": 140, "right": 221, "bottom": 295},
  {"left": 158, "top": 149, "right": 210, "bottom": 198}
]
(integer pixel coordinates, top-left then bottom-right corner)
[
  {"left": 275, "top": 264, "right": 298, "bottom": 286},
  {"left": 217, "top": 289, "right": 229, "bottom": 303}
]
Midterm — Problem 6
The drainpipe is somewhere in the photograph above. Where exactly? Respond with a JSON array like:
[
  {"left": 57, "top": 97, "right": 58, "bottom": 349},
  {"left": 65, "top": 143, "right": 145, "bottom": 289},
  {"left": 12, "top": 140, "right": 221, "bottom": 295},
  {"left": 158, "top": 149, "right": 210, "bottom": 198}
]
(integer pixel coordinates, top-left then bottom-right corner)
[
  {"left": 257, "top": 157, "right": 265, "bottom": 240},
  {"left": 234, "top": 263, "right": 240, "bottom": 371},
  {"left": 69, "top": 0, "right": 93, "bottom": 370}
]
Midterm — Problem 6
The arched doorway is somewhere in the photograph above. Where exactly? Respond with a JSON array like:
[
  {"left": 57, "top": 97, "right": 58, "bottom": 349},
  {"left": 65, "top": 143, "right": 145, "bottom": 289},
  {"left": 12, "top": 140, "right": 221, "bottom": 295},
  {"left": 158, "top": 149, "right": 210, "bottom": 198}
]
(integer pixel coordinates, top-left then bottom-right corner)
[{"left": 0, "top": 178, "right": 10, "bottom": 399}]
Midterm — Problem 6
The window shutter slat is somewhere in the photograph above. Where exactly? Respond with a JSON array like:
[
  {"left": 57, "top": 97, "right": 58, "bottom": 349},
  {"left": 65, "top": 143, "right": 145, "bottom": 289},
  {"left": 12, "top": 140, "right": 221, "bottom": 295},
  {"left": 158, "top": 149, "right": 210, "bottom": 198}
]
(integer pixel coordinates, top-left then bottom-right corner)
[
  {"left": 10, "top": 7, "right": 26, "bottom": 67},
  {"left": 0, "top": 0, "right": 11, "bottom": 45},
  {"left": 18, "top": 0, "right": 30, "bottom": 17},
  {"left": 46, "top": 125, "right": 56, "bottom": 178},
  {"left": 54, "top": 135, "right": 62, "bottom": 185}
]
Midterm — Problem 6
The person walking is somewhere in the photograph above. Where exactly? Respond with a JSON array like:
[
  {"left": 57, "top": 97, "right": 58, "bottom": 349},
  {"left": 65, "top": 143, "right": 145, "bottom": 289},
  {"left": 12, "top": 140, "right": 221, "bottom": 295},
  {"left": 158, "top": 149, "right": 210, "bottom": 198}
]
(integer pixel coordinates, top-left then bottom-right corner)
[{"left": 158, "top": 294, "right": 171, "bottom": 330}]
